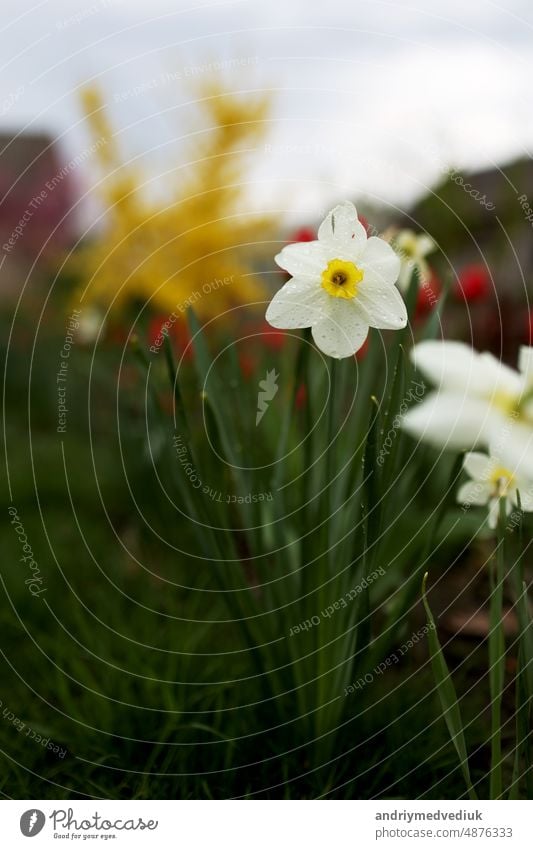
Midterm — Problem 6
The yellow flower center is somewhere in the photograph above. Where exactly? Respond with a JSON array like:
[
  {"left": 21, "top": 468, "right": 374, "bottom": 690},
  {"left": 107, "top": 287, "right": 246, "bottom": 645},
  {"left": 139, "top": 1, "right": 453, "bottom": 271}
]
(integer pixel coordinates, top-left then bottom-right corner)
[
  {"left": 321, "top": 259, "right": 364, "bottom": 300},
  {"left": 399, "top": 236, "right": 416, "bottom": 258},
  {"left": 489, "top": 466, "right": 515, "bottom": 496},
  {"left": 492, "top": 390, "right": 520, "bottom": 417}
]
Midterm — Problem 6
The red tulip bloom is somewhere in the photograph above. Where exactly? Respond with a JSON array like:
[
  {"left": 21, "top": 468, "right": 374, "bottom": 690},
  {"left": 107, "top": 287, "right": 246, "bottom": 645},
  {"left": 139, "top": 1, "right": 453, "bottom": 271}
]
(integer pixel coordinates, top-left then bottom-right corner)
[
  {"left": 239, "top": 352, "right": 256, "bottom": 380},
  {"left": 295, "top": 382, "right": 307, "bottom": 409},
  {"left": 288, "top": 226, "right": 315, "bottom": 244},
  {"left": 526, "top": 309, "right": 533, "bottom": 344},
  {"left": 257, "top": 320, "right": 286, "bottom": 351},
  {"left": 416, "top": 269, "right": 441, "bottom": 316},
  {"left": 148, "top": 315, "right": 168, "bottom": 347},
  {"left": 455, "top": 264, "right": 491, "bottom": 302}
]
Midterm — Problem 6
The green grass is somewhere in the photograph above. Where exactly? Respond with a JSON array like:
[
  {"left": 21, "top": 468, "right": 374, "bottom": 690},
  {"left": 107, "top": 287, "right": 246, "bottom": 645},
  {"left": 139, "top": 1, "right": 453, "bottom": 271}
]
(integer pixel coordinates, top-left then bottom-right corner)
[{"left": 0, "top": 306, "right": 523, "bottom": 799}]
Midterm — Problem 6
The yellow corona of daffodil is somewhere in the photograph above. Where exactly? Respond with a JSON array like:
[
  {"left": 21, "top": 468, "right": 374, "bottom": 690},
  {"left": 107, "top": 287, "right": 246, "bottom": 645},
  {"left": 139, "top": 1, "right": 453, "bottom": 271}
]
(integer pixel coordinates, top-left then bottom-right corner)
[{"left": 68, "top": 82, "right": 273, "bottom": 323}]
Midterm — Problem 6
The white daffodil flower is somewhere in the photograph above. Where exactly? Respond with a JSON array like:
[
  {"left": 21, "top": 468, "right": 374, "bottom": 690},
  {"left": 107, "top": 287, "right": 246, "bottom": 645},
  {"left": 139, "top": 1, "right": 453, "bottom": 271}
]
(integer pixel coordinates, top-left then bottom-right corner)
[
  {"left": 402, "top": 341, "right": 533, "bottom": 476},
  {"left": 458, "top": 451, "right": 533, "bottom": 529},
  {"left": 394, "top": 229, "right": 436, "bottom": 292},
  {"left": 266, "top": 202, "right": 407, "bottom": 359}
]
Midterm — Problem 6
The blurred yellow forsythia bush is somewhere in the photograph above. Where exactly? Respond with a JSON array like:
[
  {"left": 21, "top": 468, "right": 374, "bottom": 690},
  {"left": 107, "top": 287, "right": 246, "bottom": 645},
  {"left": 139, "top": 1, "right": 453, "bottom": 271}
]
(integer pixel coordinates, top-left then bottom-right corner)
[{"left": 69, "top": 83, "right": 273, "bottom": 321}]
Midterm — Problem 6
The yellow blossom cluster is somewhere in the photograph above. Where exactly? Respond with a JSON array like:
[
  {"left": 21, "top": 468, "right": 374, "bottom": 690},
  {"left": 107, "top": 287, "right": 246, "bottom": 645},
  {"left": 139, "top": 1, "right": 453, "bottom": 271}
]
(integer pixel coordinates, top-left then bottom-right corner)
[{"left": 68, "top": 83, "right": 273, "bottom": 321}]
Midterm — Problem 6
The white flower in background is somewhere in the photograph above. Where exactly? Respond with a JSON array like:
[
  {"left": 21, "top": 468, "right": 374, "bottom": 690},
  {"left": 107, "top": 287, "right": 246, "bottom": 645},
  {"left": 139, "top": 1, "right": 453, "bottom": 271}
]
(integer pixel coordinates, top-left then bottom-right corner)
[
  {"left": 266, "top": 202, "right": 407, "bottom": 359},
  {"left": 394, "top": 229, "right": 436, "bottom": 292},
  {"left": 77, "top": 307, "right": 104, "bottom": 344},
  {"left": 402, "top": 341, "right": 533, "bottom": 476},
  {"left": 458, "top": 451, "right": 533, "bottom": 528}
]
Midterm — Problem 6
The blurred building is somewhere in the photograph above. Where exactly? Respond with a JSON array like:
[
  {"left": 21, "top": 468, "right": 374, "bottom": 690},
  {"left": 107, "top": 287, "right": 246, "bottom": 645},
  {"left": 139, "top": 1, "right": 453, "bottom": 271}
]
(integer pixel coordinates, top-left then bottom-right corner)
[
  {"left": 406, "top": 158, "right": 533, "bottom": 296},
  {"left": 401, "top": 159, "right": 533, "bottom": 359},
  {"left": 0, "top": 133, "right": 79, "bottom": 298}
]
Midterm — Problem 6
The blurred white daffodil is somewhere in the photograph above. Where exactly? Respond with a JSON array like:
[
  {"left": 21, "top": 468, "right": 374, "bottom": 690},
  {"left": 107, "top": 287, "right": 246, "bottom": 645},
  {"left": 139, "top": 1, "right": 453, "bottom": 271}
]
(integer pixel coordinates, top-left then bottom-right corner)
[
  {"left": 402, "top": 341, "right": 533, "bottom": 476},
  {"left": 458, "top": 451, "right": 533, "bottom": 529},
  {"left": 394, "top": 229, "right": 436, "bottom": 292},
  {"left": 266, "top": 202, "right": 407, "bottom": 359},
  {"left": 77, "top": 307, "right": 104, "bottom": 344}
]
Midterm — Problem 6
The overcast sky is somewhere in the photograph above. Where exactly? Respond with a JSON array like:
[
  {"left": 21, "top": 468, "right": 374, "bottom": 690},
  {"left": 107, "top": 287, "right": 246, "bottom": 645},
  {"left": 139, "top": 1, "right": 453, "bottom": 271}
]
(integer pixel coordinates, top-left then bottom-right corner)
[{"left": 2, "top": 0, "right": 533, "bottom": 222}]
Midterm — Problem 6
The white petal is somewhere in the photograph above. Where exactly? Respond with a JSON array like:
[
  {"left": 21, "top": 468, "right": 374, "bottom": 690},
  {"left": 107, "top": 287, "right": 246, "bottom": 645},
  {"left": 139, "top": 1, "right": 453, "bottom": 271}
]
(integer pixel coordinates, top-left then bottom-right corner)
[
  {"left": 275, "top": 240, "right": 328, "bottom": 278},
  {"left": 317, "top": 201, "right": 367, "bottom": 253},
  {"left": 417, "top": 234, "right": 436, "bottom": 257},
  {"left": 463, "top": 451, "right": 492, "bottom": 481},
  {"left": 360, "top": 237, "right": 401, "bottom": 286},
  {"left": 410, "top": 341, "right": 522, "bottom": 397},
  {"left": 311, "top": 300, "right": 369, "bottom": 359},
  {"left": 397, "top": 263, "right": 412, "bottom": 293},
  {"left": 477, "top": 353, "right": 523, "bottom": 396},
  {"left": 401, "top": 392, "right": 498, "bottom": 449},
  {"left": 518, "top": 346, "right": 533, "bottom": 387},
  {"left": 457, "top": 481, "right": 490, "bottom": 506},
  {"left": 490, "top": 420, "right": 533, "bottom": 479},
  {"left": 410, "top": 341, "right": 477, "bottom": 391},
  {"left": 266, "top": 277, "right": 327, "bottom": 329},
  {"left": 357, "top": 279, "right": 407, "bottom": 330}
]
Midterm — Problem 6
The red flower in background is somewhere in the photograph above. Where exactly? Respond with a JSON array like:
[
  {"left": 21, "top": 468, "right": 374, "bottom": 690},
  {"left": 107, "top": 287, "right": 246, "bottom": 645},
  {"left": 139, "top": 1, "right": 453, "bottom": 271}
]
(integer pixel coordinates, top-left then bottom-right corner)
[
  {"left": 526, "top": 309, "right": 533, "bottom": 344},
  {"left": 288, "top": 226, "right": 315, "bottom": 244},
  {"left": 239, "top": 352, "right": 257, "bottom": 380},
  {"left": 107, "top": 324, "right": 129, "bottom": 346},
  {"left": 148, "top": 315, "right": 169, "bottom": 347},
  {"left": 454, "top": 264, "right": 491, "bottom": 302},
  {"left": 295, "top": 382, "right": 307, "bottom": 409},
  {"left": 256, "top": 320, "right": 287, "bottom": 351},
  {"left": 416, "top": 270, "right": 441, "bottom": 317}
]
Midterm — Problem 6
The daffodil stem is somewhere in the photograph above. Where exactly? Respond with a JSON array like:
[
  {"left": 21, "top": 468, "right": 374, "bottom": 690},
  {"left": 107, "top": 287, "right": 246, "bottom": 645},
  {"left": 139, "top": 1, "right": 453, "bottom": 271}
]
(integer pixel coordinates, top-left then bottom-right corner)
[
  {"left": 489, "top": 497, "right": 506, "bottom": 799},
  {"left": 315, "top": 358, "right": 340, "bottom": 741},
  {"left": 422, "top": 573, "right": 477, "bottom": 800},
  {"left": 300, "top": 328, "right": 313, "bottom": 522},
  {"left": 365, "top": 453, "right": 462, "bottom": 673},
  {"left": 508, "top": 493, "right": 532, "bottom": 799},
  {"left": 327, "top": 358, "right": 340, "bottom": 557}
]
